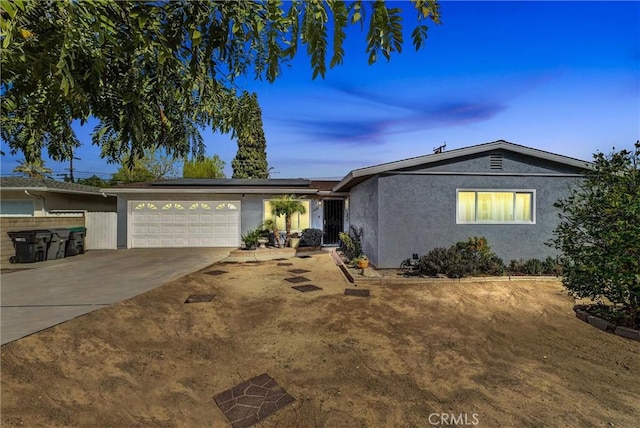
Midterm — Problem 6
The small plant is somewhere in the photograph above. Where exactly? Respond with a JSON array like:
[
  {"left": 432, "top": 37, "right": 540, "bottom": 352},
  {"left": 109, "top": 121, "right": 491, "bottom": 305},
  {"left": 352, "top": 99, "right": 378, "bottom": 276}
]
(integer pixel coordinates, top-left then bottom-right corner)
[
  {"left": 523, "top": 258, "right": 545, "bottom": 275},
  {"left": 352, "top": 254, "right": 369, "bottom": 268},
  {"left": 339, "top": 226, "right": 363, "bottom": 261},
  {"left": 542, "top": 256, "right": 563, "bottom": 276},
  {"left": 241, "top": 229, "right": 260, "bottom": 249},
  {"left": 299, "top": 228, "right": 324, "bottom": 247}
]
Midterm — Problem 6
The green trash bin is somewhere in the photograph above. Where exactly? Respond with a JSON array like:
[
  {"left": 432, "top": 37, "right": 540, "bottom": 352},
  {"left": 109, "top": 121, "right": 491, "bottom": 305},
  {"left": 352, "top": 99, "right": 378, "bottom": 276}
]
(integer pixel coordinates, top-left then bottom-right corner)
[
  {"left": 66, "top": 226, "right": 87, "bottom": 256},
  {"left": 47, "top": 228, "right": 71, "bottom": 260}
]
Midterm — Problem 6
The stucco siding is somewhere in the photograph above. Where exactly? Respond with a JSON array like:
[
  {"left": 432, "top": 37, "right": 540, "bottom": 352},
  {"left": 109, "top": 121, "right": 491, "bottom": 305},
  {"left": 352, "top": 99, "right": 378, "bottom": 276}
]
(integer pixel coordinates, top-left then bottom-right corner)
[
  {"left": 404, "top": 150, "right": 585, "bottom": 175},
  {"left": 375, "top": 174, "right": 581, "bottom": 268},
  {"left": 348, "top": 177, "right": 379, "bottom": 265}
]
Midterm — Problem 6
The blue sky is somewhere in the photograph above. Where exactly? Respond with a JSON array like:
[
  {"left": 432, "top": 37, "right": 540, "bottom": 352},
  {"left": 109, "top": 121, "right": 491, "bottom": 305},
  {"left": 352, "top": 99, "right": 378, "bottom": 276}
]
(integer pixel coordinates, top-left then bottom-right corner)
[{"left": 1, "top": 0, "right": 638, "bottom": 180}]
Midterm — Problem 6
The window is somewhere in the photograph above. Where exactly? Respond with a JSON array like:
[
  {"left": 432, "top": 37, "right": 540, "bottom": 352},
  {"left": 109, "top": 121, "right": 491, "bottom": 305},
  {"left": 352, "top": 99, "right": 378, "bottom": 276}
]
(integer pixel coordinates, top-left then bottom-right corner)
[
  {"left": 0, "top": 200, "right": 34, "bottom": 216},
  {"left": 263, "top": 200, "right": 311, "bottom": 231},
  {"left": 457, "top": 190, "right": 534, "bottom": 223}
]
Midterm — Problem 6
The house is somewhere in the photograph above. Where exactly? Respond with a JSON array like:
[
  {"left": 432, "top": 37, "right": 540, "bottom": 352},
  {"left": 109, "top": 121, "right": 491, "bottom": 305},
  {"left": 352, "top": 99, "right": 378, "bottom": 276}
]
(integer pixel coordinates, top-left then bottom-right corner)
[
  {"left": 334, "top": 140, "right": 592, "bottom": 268},
  {"left": 0, "top": 177, "right": 118, "bottom": 258},
  {"left": 105, "top": 140, "right": 592, "bottom": 268},
  {"left": 106, "top": 179, "right": 347, "bottom": 249}
]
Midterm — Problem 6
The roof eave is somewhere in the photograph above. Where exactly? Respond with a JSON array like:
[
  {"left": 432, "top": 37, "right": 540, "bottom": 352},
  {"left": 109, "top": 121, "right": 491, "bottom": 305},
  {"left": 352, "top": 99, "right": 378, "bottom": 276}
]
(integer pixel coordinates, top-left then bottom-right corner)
[{"left": 4, "top": 186, "right": 108, "bottom": 196}]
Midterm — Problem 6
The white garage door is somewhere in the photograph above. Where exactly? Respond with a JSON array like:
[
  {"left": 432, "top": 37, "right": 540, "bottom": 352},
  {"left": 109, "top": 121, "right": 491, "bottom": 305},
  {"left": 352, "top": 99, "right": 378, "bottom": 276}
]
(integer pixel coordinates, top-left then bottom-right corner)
[{"left": 130, "top": 201, "right": 240, "bottom": 248}]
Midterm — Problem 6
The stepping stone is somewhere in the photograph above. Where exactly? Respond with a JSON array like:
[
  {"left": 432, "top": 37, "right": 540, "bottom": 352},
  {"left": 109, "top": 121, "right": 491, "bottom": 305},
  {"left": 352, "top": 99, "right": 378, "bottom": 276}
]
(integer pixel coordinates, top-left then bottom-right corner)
[
  {"left": 288, "top": 269, "right": 310, "bottom": 274},
  {"left": 284, "top": 276, "right": 310, "bottom": 284},
  {"left": 222, "top": 261, "right": 239, "bottom": 264},
  {"left": 245, "top": 260, "right": 261, "bottom": 264},
  {"left": 292, "top": 284, "right": 322, "bottom": 293},
  {"left": 185, "top": 294, "right": 215, "bottom": 303},
  {"left": 344, "top": 289, "right": 370, "bottom": 298},
  {"left": 213, "top": 373, "right": 295, "bottom": 428},
  {"left": 277, "top": 262, "right": 293, "bottom": 266},
  {"left": 273, "top": 258, "right": 288, "bottom": 261},
  {"left": 297, "top": 255, "right": 312, "bottom": 259},
  {"left": 205, "top": 270, "right": 228, "bottom": 276}
]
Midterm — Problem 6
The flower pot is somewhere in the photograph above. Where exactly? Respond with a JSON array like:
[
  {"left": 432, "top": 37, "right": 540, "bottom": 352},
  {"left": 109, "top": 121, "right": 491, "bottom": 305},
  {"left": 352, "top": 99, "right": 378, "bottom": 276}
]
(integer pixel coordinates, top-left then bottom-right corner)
[
  {"left": 257, "top": 237, "right": 269, "bottom": 249},
  {"left": 289, "top": 237, "right": 301, "bottom": 248},
  {"left": 357, "top": 259, "right": 369, "bottom": 269}
]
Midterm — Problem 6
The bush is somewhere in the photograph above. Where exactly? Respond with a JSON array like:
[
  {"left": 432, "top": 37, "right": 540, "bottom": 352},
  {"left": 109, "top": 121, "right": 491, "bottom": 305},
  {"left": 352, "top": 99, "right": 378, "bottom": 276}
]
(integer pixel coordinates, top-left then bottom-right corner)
[
  {"left": 542, "top": 256, "right": 563, "bottom": 276},
  {"left": 299, "top": 228, "right": 324, "bottom": 247},
  {"left": 523, "top": 258, "right": 545, "bottom": 275},
  {"left": 339, "top": 226, "right": 363, "bottom": 261},
  {"left": 417, "top": 237, "right": 505, "bottom": 278}
]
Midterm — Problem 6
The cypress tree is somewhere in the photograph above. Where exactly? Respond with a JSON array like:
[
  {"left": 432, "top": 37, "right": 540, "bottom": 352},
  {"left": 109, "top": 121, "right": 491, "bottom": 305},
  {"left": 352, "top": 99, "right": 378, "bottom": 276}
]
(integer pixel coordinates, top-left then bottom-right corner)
[{"left": 232, "top": 93, "right": 269, "bottom": 179}]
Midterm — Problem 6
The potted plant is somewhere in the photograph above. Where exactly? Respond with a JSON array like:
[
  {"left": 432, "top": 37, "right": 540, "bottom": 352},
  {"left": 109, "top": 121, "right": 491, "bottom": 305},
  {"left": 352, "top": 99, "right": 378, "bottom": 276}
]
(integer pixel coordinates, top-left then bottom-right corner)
[
  {"left": 353, "top": 255, "right": 369, "bottom": 269},
  {"left": 241, "top": 229, "right": 260, "bottom": 250},
  {"left": 260, "top": 219, "right": 280, "bottom": 248},
  {"left": 289, "top": 232, "right": 301, "bottom": 249}
]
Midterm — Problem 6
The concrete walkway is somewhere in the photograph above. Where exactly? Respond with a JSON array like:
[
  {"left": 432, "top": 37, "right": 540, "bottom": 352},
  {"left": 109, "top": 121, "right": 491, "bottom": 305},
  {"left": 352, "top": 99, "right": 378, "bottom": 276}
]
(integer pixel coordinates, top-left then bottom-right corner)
[{"left": 0, "top": 248, "right": 231, "bottom": 345}]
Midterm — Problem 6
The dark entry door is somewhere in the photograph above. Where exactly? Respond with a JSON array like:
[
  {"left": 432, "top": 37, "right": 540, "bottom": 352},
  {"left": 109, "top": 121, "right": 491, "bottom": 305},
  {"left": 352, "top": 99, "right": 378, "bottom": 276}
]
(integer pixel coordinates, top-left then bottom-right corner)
[{"left": 323, "top": 200, "right": 344, "bottom": 245}]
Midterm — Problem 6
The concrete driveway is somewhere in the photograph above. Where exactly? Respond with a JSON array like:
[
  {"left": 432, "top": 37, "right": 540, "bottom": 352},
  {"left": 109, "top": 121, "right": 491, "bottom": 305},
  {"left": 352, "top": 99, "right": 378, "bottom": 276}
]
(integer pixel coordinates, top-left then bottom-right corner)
[{"left": 0, "top": 248, "right": 231, "bottom": 345}]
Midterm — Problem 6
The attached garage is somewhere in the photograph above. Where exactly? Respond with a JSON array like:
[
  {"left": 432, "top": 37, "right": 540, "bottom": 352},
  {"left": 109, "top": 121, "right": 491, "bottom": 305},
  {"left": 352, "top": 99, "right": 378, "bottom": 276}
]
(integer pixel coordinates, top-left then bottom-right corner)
[{"left": 130, "top": 201, "right": 240, "bottom": 248}]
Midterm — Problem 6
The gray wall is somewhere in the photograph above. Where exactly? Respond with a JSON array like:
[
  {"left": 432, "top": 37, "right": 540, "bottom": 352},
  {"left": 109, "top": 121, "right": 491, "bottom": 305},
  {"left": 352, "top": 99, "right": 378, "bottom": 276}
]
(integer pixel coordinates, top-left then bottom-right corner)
[
  {"left": 349, "top": 177, "right": 379, "bottom": 265},
  {"left": 405, "top": 150, "right": 586, "bottom": 175},
  {"left": 373, "top": 174, "right": 581, "bottom": 268},
  {"left": 2, "top": 190, "right": 116, "bottom": 215}
]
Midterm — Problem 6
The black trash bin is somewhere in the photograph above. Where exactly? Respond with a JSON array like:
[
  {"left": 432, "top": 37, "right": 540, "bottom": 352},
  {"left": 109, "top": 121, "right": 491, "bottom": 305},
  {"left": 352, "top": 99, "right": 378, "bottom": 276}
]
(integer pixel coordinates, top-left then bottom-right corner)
[
  {"left": 47, "top": 228, "right": 71, "bottom": 260},
  {"left": 66, "top": 226, "right": 87, "bottom": 256},
  {"left": 7, "top": 230, "right": 52, "bottom": 263}
]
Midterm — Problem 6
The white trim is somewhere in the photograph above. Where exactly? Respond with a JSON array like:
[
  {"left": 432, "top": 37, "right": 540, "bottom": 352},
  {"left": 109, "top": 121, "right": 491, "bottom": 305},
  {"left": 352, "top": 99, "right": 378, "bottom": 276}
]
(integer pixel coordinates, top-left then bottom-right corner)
[
  {"left": 385, "top": 171, "right": 584, "bottom": 177},
  {"left": 4, "top": 186, "right": 109, "bottom": 196},
  {"left": 456, "top": 189, "right": 537, "bottom": 225}
]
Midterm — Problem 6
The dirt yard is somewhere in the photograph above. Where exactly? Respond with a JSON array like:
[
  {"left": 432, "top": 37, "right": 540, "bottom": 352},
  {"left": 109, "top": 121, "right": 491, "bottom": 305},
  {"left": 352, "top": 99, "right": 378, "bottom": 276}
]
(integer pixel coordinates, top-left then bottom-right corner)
[{"left": 2, "top": 253, "right": 639, "bottom": 427}]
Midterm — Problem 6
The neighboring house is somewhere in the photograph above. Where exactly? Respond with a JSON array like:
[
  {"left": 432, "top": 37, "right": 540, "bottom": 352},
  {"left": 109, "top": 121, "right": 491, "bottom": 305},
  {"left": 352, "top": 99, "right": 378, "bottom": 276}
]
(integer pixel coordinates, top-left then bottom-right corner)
[
  {"left": 334, "top": 140, "right": 593, "bottom": 268},
  {"left": 106, "top": 179, "right": 347, "bottom": 249},
  {"left": 0, "top": 177, "right": 116, "bottom": 215},
  {"left": 0, "top": 177, "right": 118, "bottom": 257}
]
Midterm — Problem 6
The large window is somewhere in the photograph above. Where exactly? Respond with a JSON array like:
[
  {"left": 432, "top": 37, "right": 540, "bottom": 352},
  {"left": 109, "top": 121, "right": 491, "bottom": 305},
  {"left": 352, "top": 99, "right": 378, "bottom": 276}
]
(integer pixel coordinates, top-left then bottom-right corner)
[
  {"left": 0, "top": 200, "right": 34, "bottom": 216},
  {"left": 457, "top": 190, "right": 534, "bottom": 223},
  {"left": 263, "top": 199, "right": 311, "bottom": 231}
]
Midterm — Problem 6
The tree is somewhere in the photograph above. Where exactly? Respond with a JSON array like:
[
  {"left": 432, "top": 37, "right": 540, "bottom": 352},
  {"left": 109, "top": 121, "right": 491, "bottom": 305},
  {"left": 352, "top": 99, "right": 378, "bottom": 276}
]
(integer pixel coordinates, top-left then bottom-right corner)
[
  {"left": 13, "top": 158, "right": 52, "bottom": 179},
  {"left": 270, "top": 194, "right": 307, "bottom": 247},
  {"left": 183, "top": 154, "right": 226, "bottom": 179},
  {"left": 110, "top": 148, "right": 179, "bottom": 183},
  {"left": 232, "top": 93, "right": 269, "bottom": 179},
  {"left": 1, "top": 1, "right": 440, "bottom": 166},
  {"left": 550, "top": 142, "right": 640, "bottom": 327},
  {"left": 76, "top": 175, "right": 110, "bottom": 188}
]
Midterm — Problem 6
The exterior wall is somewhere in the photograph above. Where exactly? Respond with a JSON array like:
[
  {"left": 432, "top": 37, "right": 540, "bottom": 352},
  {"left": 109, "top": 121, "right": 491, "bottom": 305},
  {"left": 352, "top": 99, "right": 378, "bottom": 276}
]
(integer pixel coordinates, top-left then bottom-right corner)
[
  {"left": 0, "top": 190, "right": 116, "bottom": 214},
  {"left": 405, "top": 150, "right": 586, "bottom": 175},
  {"left": 348, "top": 177, "right": 379, "bottom": 265},
  {"left": 375, "top": 173, "right": 581, "bottom": 268},
  {"left": 115, "top": 193, "right": 328, "bottom": 248},
  {"left": 1, "top": 216, "right": 85, "bottom": 265}
]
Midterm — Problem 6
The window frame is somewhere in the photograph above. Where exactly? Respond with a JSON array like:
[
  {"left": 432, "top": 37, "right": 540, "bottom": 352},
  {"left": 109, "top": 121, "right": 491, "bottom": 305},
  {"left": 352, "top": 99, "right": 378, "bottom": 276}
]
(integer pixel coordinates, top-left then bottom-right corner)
[
  {"left": 456, "top": 189, "right": 536, "bottom": 224},
  {"left": 262, "top": 199, "right": 311, "bottom": 232},
  {"left": 0, "top": 199, "right": 35, "bottom": 217}
]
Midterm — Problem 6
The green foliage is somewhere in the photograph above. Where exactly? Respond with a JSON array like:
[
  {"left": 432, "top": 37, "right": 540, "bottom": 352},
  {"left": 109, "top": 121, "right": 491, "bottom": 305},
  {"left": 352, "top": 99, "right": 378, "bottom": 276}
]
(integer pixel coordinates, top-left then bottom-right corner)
[
  {"left": 270, "top": 195, "right": 307, "bottom": 247},
  {"left": 12, "top": 158, "right": 52, "bottom": 178},
  {"left": 110, "top": 148, "right": 179, "bottom": 184},
  {"left": 300, "top": 228, "right": 324, "bottom": 247},
  {"left": 418, "top": 237, "right": 505, "bottom": 278},
  {"left": 241, "top": 229, "right": 261, "bottom": 248},
  {"left": 76, "top": 175, "right": 109, "bottom": 188},
  {"left": 183, "top": 154, "right": 226, "bottom": 179},
  {"left": 339, "top": 226, "right": 364, "bottom": 261},
  {"left": 232, "top": 93, "right": 269, "bottom": 179},
  {"left": 1, "top": 1, "right": 440, "bottom": 166},
  {"left": 550, "top": 142, "right": 640, "bottom": 327}
]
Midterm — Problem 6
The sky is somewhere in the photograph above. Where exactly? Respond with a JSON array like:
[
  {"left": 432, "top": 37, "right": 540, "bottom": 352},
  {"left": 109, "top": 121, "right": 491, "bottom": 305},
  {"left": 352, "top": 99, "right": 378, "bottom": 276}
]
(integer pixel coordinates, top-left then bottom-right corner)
[{"left": 1, "top": 0, "right": 639, "bottom": 180}]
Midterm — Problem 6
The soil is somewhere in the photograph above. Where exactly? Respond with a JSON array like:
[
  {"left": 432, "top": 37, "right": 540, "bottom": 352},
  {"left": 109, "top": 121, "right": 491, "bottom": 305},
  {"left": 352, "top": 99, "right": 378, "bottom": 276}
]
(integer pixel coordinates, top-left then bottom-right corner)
[{"left": 2, "top": 253, "right": 639, "bottom": 427}]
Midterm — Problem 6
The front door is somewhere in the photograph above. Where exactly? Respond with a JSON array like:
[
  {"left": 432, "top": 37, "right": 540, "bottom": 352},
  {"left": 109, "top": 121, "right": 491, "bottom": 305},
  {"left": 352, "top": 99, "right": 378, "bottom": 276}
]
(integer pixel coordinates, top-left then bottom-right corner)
[{"left": 323, "top": 199, "right": 344, "bottom": 245}]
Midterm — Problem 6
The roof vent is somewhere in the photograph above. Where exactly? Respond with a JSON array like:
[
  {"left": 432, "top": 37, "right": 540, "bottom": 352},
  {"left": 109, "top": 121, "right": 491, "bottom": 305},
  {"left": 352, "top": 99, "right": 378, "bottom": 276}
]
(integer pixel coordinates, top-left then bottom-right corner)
[{"left": 490, "top": 154, "right": 503, "bottom": 170}]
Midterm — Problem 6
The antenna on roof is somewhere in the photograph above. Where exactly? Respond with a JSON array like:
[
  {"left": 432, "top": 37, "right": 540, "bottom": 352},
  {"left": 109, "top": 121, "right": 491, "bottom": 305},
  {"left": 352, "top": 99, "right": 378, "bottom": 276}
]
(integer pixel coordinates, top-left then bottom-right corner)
[{"left": 433, "top": 143, "right": 446, "bottom": 154}]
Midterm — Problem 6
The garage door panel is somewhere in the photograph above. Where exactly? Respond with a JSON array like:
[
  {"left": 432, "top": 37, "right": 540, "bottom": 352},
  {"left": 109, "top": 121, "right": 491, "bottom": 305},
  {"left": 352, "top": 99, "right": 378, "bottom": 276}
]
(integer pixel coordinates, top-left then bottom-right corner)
[{"left": 131, "top": 200, "right": 240, "bottom": 248}]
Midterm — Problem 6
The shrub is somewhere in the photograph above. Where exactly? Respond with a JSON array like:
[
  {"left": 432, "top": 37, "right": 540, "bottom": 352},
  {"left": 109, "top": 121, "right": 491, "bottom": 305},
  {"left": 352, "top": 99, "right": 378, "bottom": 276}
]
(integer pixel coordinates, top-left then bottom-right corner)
[
  {"left": 417, "top": 237, "right": 505, "bottom": 278},
  {"left": 523, "top": 258, "right": 545, "bottom": 276},
  {"left": 542, "top": 256, "right": 563, "bottom": 276},
  {"left": 339, "top": 226, "right": 363, "bottom": 261},
  {"left": 299, "top": 228, "right": 324, "bottom": 247},
  {"left": 508, "top": 259, "right": 526, "bottom": 275}
]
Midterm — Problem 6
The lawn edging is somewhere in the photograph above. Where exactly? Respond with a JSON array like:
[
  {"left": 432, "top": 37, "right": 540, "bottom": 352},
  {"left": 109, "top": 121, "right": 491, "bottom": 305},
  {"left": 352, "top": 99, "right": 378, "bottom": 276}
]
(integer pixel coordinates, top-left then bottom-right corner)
[{"left": 574, "top": 307, "right": 640, "bottom": 342}]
